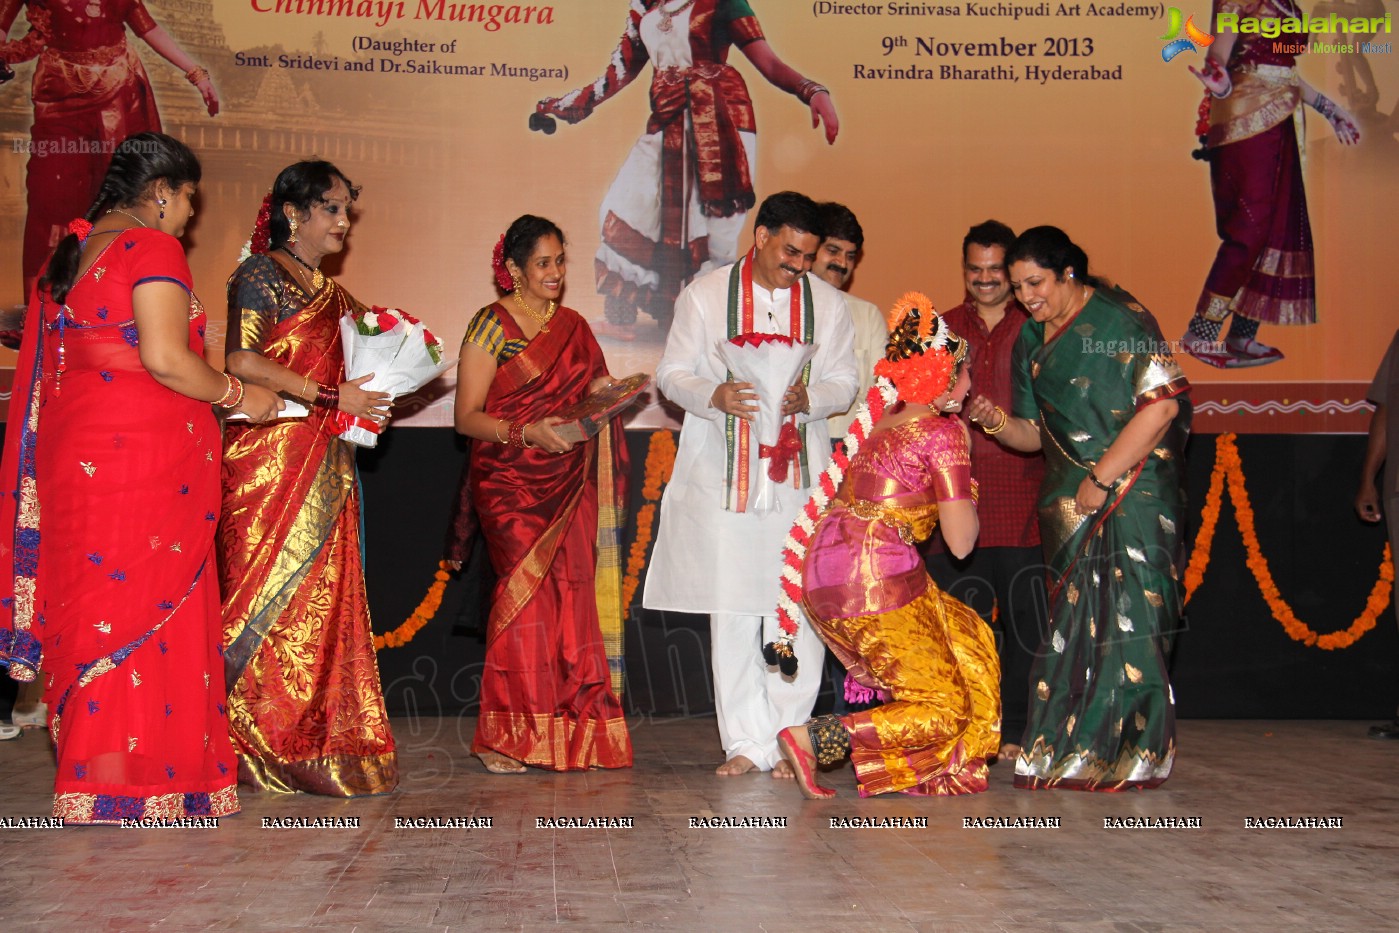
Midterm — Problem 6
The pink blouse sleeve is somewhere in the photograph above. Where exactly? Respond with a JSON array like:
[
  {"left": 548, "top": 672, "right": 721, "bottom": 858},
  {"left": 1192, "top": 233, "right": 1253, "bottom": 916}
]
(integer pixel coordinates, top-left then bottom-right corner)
[{"left": 922, "top": 416, "right": 974, "bottom": 502}]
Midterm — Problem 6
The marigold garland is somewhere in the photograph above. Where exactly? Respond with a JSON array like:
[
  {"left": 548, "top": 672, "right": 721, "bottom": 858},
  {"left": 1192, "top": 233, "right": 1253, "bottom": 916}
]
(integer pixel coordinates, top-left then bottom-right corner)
[
  {"left": 1182, "top": 438, "right": 1226, "bottom": 602},
  {"left": 1182, "top": 433, "right": 1393, "bottom": 650},
  {"left": 374, "top": 560, "right": 453, "bottom": 650},
  {"left": 622, "top": 430, "right": 677, "bottom": 614}
]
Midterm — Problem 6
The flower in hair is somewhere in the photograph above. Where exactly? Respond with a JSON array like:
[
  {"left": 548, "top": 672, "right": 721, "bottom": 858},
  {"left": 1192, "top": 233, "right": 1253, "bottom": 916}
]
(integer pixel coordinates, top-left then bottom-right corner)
[
  {"left": 491, "top": 233, "right": 513, "bottom": 292},
  {"left": 876, "top": 291, "right": 961, "bottom": 405},
  {"left": 67, "top": 218, "right": 93, "bottom": 240},
  {"left": 238, "top": 192, "right": 274, "bottom": 263},
  {"left": 874, "top": 353, "right": 955, "bottom": 407}
]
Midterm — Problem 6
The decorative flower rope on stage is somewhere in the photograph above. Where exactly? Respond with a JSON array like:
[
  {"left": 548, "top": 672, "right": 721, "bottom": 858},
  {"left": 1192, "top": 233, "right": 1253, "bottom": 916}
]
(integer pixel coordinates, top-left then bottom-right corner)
[
  {"left": 374, "top": 560, "right": 452, "bottom": 650},
  {"left": 1183, "top": 433, "right": 1393, "bottom": 650},
  {"left": 770, "top": 377, "right": 899, "bottom": 673},
  {"left": 622, "top": 430, "right": 676, "bottom": 614},
  {"left": 1182, "top": 433, "right": 1226, "bottom": 600}
]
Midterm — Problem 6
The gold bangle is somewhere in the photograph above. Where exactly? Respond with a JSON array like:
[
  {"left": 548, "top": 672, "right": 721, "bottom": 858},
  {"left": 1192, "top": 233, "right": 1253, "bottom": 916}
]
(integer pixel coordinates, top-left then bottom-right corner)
[
  {"left": 795, "top": 78, "right": 829, "bottom": 104},
  {"left": 300, "top": 374, "right": 312, "bottom": 401},
  {"left": 493, "top": 421, "right": 506, "bottom": 443},
  {"left": 981, "top": 406, "right": 1008, "bottom": 435},
  {"left": 185, "top": 65, "right": 210, "bottom": 85}
]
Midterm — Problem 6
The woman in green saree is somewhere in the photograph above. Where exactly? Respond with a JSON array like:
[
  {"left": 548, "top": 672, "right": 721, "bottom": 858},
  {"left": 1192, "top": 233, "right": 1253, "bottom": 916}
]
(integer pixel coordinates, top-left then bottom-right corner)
[{"left": 965, "top": 226, "right": 1190, "bottom": 791}]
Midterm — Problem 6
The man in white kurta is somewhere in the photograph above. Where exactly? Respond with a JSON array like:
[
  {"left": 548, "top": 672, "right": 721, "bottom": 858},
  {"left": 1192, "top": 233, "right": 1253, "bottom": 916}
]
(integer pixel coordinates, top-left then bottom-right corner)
[{"left": 644, "top": 193, "right": 858, "bottom": 775}]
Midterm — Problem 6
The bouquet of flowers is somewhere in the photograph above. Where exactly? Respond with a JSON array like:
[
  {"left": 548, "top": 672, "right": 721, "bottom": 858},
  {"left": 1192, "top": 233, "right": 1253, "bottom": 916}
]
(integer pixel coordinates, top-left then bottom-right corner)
[
  {"left": 715, "top": 333, "right": 818, "bottom": 514},
  {"left": 337, "top": 306, "right": 454, "bottom": 447}
]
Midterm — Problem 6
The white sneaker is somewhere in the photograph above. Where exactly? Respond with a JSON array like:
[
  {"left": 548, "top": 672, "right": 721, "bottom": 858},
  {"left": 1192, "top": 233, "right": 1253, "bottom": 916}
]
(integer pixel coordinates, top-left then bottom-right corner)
[
  {"left": 12, "top": 701, "right": 47, "bottom": 729},
  {"left": 0, "top": 722, "right": 21, "bottom": 741}
]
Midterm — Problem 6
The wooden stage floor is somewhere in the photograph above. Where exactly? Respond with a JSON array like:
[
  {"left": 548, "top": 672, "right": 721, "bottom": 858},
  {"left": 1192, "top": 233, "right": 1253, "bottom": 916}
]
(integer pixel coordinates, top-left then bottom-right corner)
[{"left": 2, "top": 717, "right": 1396, "bottom": 931}]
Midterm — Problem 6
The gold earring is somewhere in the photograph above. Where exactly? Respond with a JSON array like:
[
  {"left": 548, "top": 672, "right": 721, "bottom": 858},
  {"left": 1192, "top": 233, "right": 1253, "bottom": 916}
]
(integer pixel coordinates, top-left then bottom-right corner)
[
  {"left": 510, "top": 271, "right": 522, "bottom": 291},
  {"left": 288, "top": 217, "right": 299, "bottom": 244}
]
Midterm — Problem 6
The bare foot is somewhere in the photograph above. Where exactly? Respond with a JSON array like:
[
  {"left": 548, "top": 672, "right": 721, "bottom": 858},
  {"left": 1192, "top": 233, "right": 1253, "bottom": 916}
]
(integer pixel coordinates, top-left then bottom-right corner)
[
  {"left": 771, "top": 759, "right": 795, "bottom": 780},
  {"left": 476, "top": 750, "right": 526, "bottom": 774},
  {"left": 1000, "top": 743, "right": 1023, "bottom": 761},
  {"left": 715, "top": 754, "right": 758, "bottom": 776},
  {"left": 777, "top": 727, "right": 835, "bottom": 799}
]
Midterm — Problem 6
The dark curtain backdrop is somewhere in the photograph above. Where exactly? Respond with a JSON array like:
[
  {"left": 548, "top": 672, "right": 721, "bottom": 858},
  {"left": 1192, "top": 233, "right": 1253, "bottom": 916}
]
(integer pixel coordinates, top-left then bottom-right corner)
[{"left": 358, "top": 430, "right": 1397, "bottom": 721}]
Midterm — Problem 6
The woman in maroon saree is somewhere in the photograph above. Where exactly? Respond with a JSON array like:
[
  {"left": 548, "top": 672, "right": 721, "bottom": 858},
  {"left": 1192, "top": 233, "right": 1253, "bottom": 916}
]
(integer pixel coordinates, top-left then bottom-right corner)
[{"left": 451, "top": 215, "right": 632, "bottom": 773}]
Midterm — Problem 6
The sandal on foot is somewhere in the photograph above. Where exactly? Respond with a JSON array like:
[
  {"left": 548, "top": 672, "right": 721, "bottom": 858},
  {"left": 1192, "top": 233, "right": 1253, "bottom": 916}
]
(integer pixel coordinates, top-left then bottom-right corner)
[
  {"left": 1179, "top": 331, "right": 1232, "bottom": 368},
  {"left": 476, "top": 751, "right": 526, "bottom": 774},
  {"left": 1224, "top": 336, "right": 1284, "bottom": 367}
]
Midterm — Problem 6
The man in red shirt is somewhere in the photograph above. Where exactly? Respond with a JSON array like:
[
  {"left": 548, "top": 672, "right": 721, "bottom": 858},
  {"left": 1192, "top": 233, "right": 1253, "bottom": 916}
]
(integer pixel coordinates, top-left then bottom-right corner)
[{"left": 927, "top": 220, "right": 1047, "bottom": 760}]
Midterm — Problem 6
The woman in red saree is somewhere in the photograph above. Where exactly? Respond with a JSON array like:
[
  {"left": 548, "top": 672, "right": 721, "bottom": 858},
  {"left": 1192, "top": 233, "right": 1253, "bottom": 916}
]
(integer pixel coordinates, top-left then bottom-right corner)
[
  {"left": 452, "top": 215, "right": 632, "bottom": 773},
  {"left": 0, "top": 133, "right": 280, "bottom": 823},
  {"left": 219, "top": 161, "right": 398, "bottom": 796},
  {"left": 0, "top": 0, "right": 219, "bottom": 296}
]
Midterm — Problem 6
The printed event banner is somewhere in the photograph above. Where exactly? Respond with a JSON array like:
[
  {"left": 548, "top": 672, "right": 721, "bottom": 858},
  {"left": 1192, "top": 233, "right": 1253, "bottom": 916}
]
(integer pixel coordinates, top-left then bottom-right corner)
[{"left": 0, "top": 0, "right": 1393, "bottom": 431}]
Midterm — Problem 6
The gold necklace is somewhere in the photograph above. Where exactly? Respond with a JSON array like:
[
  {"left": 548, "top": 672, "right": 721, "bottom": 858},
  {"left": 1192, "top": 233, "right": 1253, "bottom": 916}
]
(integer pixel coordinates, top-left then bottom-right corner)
[
  {"left": 511, "top": 290, "right": 557, "bottom": 332},
  {"left": 656, "top": 0, "right": 697, "bottom": 32},
  {"left": 281, "top": 246, "right": 325, "bottom": 292},
  {"left": 107, "top": 208, "right": 148, "bottom": 228}
]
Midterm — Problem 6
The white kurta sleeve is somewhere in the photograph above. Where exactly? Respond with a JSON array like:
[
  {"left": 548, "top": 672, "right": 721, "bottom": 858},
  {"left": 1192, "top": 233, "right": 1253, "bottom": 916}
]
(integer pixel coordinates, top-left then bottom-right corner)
[{"left": 655, "top": 282, "right": 725, "bottom": 422}]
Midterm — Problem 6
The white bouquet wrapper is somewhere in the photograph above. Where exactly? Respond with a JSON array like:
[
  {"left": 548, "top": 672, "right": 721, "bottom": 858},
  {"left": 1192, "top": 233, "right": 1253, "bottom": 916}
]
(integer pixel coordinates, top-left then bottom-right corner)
[
  {"left": 225, "top": 399, "right": 308, "bottom": 422},
  {"left": 338, "top": 309, "right": 455, "bottom": 447},
  {"left": 715, "top": 334, "right": 818, "bottom": 514}
]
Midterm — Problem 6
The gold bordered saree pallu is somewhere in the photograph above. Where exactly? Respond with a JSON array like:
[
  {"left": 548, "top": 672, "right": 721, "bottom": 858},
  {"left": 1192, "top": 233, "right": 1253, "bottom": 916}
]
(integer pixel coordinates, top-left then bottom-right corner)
[{"left": 469, "top": 305, "right": 632, "bottom": 770}]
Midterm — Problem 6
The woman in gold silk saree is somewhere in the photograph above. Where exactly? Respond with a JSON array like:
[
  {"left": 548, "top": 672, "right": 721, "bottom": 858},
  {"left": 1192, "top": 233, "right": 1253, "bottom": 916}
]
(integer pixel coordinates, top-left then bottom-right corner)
[{"left": 219, "top": 163, "right": 397, "bottom": 796}]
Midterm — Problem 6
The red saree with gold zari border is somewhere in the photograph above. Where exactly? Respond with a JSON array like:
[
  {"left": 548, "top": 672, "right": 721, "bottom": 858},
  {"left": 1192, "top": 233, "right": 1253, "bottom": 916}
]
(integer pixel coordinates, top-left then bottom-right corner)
[
  {"left": 469, "top": 304, "right": 632, "bottom": 770},
  {"left": 0, "top": 230, "right": 238, "bottom": 823},
  {"left": 219, "top": 263, "right": 397, "bottom": 796}
]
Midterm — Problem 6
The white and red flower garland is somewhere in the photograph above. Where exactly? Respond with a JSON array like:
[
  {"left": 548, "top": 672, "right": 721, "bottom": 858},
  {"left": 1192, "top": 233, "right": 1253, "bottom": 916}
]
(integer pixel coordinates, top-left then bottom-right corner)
[{"left": 770, "top": 376, "right": 900, "bottom": 664}]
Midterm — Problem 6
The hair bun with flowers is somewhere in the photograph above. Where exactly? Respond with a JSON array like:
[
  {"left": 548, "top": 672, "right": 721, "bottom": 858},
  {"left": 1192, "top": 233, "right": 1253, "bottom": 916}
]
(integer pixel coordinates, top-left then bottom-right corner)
[
  {"left": 491, "top": 233, "right": 513, "bottom": 292},
  {"left": 238, "top": 192, "right": 274, "bottom": 263},
  {"left": 873, "top": 291, "right": 965, "bottom": 407}
]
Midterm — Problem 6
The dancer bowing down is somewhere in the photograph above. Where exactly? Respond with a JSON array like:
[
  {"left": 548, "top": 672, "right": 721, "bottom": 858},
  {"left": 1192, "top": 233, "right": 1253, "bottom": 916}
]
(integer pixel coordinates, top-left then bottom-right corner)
[{"left": 777, "top": 293, "right": 1001, "bottom": 798}]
